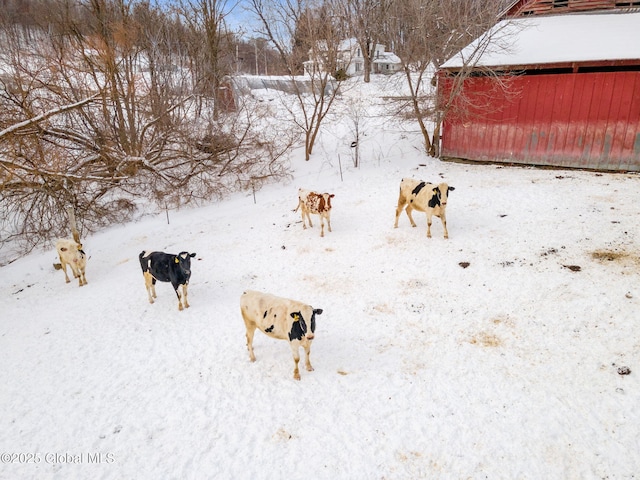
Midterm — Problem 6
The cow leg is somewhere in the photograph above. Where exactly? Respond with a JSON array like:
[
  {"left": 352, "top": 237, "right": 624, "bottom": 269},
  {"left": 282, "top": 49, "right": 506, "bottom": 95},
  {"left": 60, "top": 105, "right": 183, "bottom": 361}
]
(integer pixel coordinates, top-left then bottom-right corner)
[
  {"left": 394, "top": 189, "right": 409, "bottom": 228},
  {"left": 441, "top": 213, "right": 449, "bottom": 239},
  {"left": 242, "top": 312, "right": 257, "bottom": 362},
  {"left": 151, "top": 279, "right": 157, "bottom": 299},
  {"left": 426, "top": 212, "right": 433, "bottom": 238},
  {"left": 326, "top": 214, "right": 332, "bottom": 233},
  {"left": 290, "top": 343, "right": 302, "bottom": 380},
  {"left": 181, "top": 284, "right": 190, "bottom": 309},
  {"left": 293, "top": 355, "right": 301, "bottom": 380},
  {"left": 174, "top": 286, "right": 184, "bottom": 311},
  {"left": 304, "top": 344, "right": 313, "bottom": 372},
  {"left": 301, "top": 208, "right": 313, "bottom": 229},
  {"left": 393, "top": 204, "right": 405, "bottom": 228},
  {"left": 58, "top": 260, "right": 71, "bottom": 283},
  {"left": 319, "top": 216, "right": 325, "bottom": 237},
  {"left": 70, "top": 264, "right": 83, "bottom": 286},
  {"left": 405, "top": 205, "right": 417, "bottom": 227},
  {"left": 143, "top": 271, "right": 155, "bottom": 303}
]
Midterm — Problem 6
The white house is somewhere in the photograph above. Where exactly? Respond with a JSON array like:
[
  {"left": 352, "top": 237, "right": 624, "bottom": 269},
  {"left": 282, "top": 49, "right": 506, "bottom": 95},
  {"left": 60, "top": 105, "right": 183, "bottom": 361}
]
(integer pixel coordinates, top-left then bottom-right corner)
[{"left": 303, "top": 38, "right": 402, "bottom": 77}]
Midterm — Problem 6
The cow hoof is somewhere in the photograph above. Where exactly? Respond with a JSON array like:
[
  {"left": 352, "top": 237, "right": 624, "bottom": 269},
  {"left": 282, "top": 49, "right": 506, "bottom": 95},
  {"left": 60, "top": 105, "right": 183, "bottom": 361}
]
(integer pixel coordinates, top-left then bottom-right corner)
[
  {"left": 148, "top": 299, "right": 154, "bottom": 304},
  {"left": 294, "top": 373, "right": 301, "bottom": 381}
]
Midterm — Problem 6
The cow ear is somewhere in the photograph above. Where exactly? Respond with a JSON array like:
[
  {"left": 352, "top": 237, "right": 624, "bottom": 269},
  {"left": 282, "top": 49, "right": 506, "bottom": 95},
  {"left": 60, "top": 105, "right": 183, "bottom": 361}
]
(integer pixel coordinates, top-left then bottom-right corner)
[
  {"left": 175, "top": 258, "right": 180, "bottom": 264},
  {"left": 449, "top": 186, "right": 455, "bottom": 192},
  {"left": 77, "top": 244, "right": 83, "bottom": 250},
  {"left": 189, "top": 253, "right": 196, "bottom": 258},
  {"left": 290, "top": 312, "right": 299, "bottom": 320},
  {"left": 314, "top": 308, "right": 323, "bottom": 315},
  {"left": 432, "top": 189, "right": 438, "bottom": 195}
]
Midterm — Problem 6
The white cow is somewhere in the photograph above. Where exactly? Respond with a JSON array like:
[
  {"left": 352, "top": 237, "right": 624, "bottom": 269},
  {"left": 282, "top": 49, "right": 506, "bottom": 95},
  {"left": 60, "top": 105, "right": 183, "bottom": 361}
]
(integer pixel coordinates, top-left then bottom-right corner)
[
  {"left": 394, "top": 178, "right": 455, "bottom": 238},
  {"left": 55, "top": 239, "right": 87, "bottom": 286},
  {"left": 240, "top": 290, "right": 323, "bottom": 380}
]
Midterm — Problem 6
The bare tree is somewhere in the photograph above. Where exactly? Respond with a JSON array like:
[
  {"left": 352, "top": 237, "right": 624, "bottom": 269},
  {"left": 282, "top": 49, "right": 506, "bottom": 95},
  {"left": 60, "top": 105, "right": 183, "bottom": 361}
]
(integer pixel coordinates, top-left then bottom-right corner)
[
  {"left": 176, "top": 0, "right": 238, "bottom": 120},
  {"left": 249, "top": 0, "right": 345, "bottom": 161},
  {"left": 0, "top": 0, "right": 292, "bottom": 259},
  {"left": 332, "top": 0, "right": 394, "bottom": 83},
  {"left": 386, "top": 0, "right": 508, "bottom": 156}
]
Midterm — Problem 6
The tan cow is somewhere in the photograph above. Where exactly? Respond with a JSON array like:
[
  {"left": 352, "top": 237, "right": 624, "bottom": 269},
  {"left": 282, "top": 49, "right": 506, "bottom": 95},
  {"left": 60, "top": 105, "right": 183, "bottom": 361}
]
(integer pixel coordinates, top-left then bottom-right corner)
[
  {"left": 55, "top": 239, "right": 87, "bottom": 286},
  {"left": 394, "top": 178, "right": 455, "bottom": 238},
  {"left": 294, "top": 188, "right": 335, "bottom": 237},
  {"left": 240, "top": 290, "right": 323, "bottom": 380}
]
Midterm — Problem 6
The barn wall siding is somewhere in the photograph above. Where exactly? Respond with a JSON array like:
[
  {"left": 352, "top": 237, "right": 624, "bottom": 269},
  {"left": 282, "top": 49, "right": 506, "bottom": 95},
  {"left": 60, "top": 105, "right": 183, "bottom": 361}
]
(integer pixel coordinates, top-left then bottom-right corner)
[{"left": 440, "top": 71, "right": 640, "bottom": 172}]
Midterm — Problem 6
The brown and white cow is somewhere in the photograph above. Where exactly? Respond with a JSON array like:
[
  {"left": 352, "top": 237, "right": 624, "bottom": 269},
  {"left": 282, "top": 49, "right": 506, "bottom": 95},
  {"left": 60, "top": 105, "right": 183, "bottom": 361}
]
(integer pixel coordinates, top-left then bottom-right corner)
[
  {"left": 394, "top": 178, "right": 455, "bottom": 238},
  {"left": 294, "top": 188, "right": 335, "bottom": 237},
  {"left": 55, "top": 238, "right": 87, "bottom": 286},
  {"left": 240, "top": 290, "right": 323, "bottom": 380}
]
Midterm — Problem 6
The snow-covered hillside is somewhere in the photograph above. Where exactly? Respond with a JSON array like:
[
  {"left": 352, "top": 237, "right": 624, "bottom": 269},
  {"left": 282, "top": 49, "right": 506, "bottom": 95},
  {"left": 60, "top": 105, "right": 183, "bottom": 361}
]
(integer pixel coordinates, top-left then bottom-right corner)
[{"left": 1, "top": 76, "right": 639, "bottom": 479}]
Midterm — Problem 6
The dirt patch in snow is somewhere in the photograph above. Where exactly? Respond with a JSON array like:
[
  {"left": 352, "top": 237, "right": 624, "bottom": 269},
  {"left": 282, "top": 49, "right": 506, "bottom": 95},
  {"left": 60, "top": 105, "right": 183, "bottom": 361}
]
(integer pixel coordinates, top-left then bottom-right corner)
[{"left": 591, "top": 249, "right": 640, "bottom": 270}]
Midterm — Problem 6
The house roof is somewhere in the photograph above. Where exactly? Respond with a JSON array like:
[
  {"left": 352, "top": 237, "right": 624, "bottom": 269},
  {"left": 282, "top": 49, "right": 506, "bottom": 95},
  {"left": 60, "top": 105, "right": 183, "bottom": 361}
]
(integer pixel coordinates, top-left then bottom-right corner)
[
  {"left": 373, "top": 53, "right": 401, "bottom": 64},
  {"left": 441, "top": 10, "right": 640, "bottom": 69}
]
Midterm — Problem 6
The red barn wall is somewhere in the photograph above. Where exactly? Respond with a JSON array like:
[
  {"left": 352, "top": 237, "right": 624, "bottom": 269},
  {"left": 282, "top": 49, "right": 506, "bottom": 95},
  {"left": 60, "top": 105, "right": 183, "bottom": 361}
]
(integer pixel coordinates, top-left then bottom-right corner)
[{"left": 440, "top": 71, "right": 640, "bottom": 171}]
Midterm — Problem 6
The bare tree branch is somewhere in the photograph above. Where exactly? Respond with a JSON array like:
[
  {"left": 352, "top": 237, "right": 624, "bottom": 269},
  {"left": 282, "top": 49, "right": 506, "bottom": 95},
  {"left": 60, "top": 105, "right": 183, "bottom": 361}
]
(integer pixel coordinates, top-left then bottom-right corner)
[{"left": 0, "top": 94, "right": 98, "bottom": 140}]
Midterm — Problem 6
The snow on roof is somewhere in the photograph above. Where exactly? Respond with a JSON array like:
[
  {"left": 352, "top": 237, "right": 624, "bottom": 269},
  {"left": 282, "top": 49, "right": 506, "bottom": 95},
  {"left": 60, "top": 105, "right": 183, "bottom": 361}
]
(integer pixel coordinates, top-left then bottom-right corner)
[
  {"left": 441, "top": 11, "right": 640, "bottom": 69},
  {"left": 373, "top": 52, "right": 401, "bottom": 64}
]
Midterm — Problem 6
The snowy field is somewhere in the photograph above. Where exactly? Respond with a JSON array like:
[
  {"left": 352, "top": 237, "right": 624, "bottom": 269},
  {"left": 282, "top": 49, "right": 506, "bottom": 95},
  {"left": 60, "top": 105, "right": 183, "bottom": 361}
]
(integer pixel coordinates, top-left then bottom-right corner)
[{"left": 1, "top": 76, "right": 639, "bottom": 479}]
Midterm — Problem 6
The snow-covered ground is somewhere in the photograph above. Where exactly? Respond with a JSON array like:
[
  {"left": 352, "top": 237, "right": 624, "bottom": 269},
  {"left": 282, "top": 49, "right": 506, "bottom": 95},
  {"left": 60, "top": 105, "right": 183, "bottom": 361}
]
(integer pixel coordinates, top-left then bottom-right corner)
[{"left": 1, "top": 76, "right": 639, "bottom": 479}]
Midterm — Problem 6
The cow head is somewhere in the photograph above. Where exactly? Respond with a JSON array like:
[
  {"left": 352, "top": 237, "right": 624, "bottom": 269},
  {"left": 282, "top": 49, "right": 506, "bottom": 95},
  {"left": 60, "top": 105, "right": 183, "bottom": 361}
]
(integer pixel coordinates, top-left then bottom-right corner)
[
  {"left": 308, "top": 192, "right": 334, "bottom": 213},
  {"left": 430, "top": 183, "right": 455, "bottom": 208},
  {"left": 288, "top": 308, "right": 323, "bottom": 344},
  {"left": 323, "top": 193, "right": 334, "bottom": 211},
  {"left": 175, "top": 252, "right": 196, "bottom": 277}
]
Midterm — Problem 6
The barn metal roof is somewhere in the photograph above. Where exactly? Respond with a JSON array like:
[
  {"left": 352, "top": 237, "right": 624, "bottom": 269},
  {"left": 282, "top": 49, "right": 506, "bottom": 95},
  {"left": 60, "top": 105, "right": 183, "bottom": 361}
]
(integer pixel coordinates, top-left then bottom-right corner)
[{"left": 441, "top": 11, "right": 640, "bottom": 70}]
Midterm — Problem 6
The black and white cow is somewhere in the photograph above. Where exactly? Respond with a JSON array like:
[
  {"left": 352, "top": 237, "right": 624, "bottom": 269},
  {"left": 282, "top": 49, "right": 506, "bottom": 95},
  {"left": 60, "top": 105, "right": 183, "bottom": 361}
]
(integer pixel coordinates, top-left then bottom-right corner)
[
  {"left": 240, "top": 290, "right": 323, "bottom": 380},
  {"left": 394, "top": 178, "right": 455, "bottom": 238},
  {"left": 139, "top": 250, "right": 196, "bottom": 310}
]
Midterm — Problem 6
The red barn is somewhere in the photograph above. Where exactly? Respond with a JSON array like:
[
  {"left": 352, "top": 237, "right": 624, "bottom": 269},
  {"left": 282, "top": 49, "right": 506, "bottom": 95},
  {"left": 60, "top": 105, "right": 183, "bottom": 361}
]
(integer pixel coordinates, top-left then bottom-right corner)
[{"left": 438, "top": 1, "right": 640, "bottom": 172}]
